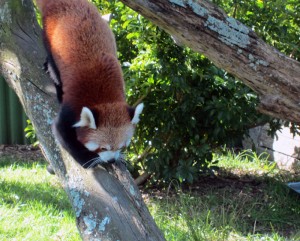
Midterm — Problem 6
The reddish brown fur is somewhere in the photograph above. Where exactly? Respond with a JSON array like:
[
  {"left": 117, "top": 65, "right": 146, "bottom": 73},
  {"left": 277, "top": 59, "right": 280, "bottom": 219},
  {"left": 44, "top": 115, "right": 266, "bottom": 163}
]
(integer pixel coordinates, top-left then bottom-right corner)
[
  {"left": 37, "top": 0, "right": 129, "bottom": 120},
  {"left": 36, "top": 0, "right": 143, "bottom": 165}
]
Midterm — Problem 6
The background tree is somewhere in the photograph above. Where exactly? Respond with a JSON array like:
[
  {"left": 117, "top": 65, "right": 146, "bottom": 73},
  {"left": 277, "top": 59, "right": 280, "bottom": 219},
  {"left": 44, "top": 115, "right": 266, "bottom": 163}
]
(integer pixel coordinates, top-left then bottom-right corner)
[
  {"left": 118, "top": 0, "right": 300, "bottom": 122},
  {"left": 1, "top": 0, "right": 299, "bottom": 239},
  {"left": 94, "top": 0, "right": 299, "bottom": 183},
  {"left": 0, "top": 0, "right": 165, "bottom": 240}
]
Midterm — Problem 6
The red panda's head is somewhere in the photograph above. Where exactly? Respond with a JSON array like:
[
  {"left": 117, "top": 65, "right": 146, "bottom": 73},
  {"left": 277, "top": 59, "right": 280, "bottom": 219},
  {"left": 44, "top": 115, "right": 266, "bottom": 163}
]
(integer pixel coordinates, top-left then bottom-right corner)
[{"left": 73, "top": 103, "right": 144, "bottom": 165}]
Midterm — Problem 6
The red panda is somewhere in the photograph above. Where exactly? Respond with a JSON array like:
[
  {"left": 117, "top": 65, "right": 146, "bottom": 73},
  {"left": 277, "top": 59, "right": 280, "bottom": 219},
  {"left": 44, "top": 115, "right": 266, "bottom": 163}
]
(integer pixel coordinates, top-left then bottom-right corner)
[{"left": 36, "top": 0, "right": 143, "bottom": 168}]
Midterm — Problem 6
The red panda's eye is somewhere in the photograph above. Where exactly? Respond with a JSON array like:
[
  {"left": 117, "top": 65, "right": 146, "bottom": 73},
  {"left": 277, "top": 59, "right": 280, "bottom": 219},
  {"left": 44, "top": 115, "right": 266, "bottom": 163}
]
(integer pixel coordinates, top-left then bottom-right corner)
[{"left": 100, "top": 147, "right": 108, "bottom": 152}]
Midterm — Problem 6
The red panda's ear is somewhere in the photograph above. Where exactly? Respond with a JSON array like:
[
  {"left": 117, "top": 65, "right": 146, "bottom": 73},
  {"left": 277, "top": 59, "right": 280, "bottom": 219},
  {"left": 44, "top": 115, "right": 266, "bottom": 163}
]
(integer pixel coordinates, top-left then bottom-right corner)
[
  {"left": 101, "top": 13, "right": 112, "bottom": 23},
  {"left": 131, "top": 103, "right": 144, "bottom": 124},
  {"left": 73, "top": 107, "right": 97, "bottom": 129}
]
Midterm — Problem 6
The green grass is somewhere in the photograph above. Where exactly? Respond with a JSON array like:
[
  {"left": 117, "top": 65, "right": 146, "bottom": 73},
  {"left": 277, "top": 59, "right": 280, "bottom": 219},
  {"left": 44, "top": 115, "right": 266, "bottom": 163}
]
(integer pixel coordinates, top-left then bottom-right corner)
[
  {"left": 0, "top": 158, "right": 81, "bottom": 241},
  {"left": 147, "top": 150, "right": 300, "bottom": 241},
  {"left": 0, "top": 151, "right": 299, "bottom": 240},
  {"left": 148, "top": 185, "right": 300, "bottom": 241},
  {"left": 214, "top": 149, "right": 278, "bottom": 175}
]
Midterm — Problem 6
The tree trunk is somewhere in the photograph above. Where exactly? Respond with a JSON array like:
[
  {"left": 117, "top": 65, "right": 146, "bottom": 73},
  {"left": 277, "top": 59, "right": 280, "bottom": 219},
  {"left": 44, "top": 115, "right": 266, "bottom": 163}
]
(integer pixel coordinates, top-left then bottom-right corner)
[
  {"left": 119, "top": 0, "right": 300, "bottom": 123},
  {"left": 0, "top": 0, "right": 165, "bottom": 240}
]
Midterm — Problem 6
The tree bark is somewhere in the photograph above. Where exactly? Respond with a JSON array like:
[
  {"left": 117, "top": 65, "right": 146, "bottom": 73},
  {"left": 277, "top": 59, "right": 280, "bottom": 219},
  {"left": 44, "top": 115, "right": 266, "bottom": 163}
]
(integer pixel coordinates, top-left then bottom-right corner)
[
  {"left": 119, "top": 0, "right": 300, "bottom": 123},
  {"left": 0, "top": 0, "right": 165, "bottom": 240}
]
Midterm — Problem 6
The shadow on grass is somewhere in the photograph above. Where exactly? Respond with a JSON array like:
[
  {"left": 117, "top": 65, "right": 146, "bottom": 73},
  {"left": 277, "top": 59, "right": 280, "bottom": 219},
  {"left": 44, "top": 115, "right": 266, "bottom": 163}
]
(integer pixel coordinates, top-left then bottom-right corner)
[
  {"left": 0, "top": 156, "right": 47, "bottom": 168},
  {"left": 0, "top": 158, "right": 74, "bottom": 217},
  {"left": 146, "top": 170, "right": 300, "bottom": 240}
]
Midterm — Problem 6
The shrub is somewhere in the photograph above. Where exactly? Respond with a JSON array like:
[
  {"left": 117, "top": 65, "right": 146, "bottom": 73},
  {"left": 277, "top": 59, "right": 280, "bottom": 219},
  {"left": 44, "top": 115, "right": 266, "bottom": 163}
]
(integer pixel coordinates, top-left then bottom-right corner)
[{"left": 92, "top": 1, "right": 276, "bottom": 183}]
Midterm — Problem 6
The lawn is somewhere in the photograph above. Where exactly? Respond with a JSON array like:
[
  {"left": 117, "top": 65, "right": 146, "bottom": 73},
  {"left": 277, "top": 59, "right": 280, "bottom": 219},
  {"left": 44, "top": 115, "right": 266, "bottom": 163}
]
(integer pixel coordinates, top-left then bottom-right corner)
[
  {"left": 0, "top": 159, "right": 80, "bottom": 241},
  {"left": 0, "top": 151, "right": 299, "bottom": 241}
]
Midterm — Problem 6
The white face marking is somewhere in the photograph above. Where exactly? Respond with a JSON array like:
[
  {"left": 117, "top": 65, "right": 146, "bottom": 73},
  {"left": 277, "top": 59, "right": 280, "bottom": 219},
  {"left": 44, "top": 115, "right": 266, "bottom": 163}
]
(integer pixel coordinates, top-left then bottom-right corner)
[
  {"left": 98, "top": 150, "right": 120, "bottom": 162},
  {"left": 102, "top": 145, "right": 111, "bottom": 151},
  {"left": 114, "top": 151, "right": 120, "bottom": 160},
  {"left": 84, "top": 141, "right": 99, "bottom": 151}
]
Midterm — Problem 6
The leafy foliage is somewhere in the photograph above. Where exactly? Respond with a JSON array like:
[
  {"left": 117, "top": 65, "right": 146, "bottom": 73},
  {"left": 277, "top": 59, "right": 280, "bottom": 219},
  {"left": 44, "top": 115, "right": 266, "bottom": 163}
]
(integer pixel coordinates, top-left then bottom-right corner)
[
  {"left": 92, "top": 0, "right": 282, "bottom": 183},
  {"left": 26, "top": 0, "right": 296, "bottom": 182},
  {"left": 33, "top": 0, "right": 300, "bottom": 183},
  {"left": 24, "top": 119, "right": 39, "bottom": 146},
  {"left": 213, "top": 0, "right": 300, "bottom": 60}
]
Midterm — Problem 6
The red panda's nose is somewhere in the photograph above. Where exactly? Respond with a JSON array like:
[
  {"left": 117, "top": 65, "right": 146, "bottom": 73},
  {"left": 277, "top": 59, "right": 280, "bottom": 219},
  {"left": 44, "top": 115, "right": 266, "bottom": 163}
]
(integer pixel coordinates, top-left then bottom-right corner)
[{"left": 107, "top": 158, "right": 116, "bottom": 164}]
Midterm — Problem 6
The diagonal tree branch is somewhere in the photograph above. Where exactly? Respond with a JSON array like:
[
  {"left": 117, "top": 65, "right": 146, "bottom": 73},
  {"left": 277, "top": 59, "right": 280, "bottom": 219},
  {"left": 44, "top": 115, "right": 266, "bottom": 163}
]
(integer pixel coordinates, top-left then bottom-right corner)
[
  {"left": 119, "top": 0, "right": 300, "bottom": 123},
  {"left": 0, "top": 0, "right": 165, "bottom": 240}
]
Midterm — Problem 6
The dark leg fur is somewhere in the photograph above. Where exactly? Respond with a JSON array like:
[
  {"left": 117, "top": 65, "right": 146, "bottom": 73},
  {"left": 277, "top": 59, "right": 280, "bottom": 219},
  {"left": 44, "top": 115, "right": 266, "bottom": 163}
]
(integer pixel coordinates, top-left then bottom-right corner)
[
  {"left": 46, "top": 164, "right": 55, "bottom": 175},
  {"left": 44, "top": 55, "right": 64, "bottom": 103},
  {"left": 53, "top": 104, "right": 99, "bottom": 168}
]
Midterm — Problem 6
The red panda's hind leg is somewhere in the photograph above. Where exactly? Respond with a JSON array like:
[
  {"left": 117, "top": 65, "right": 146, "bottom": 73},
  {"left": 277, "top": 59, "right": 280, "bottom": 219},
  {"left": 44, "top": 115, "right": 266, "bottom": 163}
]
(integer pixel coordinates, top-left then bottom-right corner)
[{"left": 43, "top": 54, "right": 63, "bottom": 103}]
